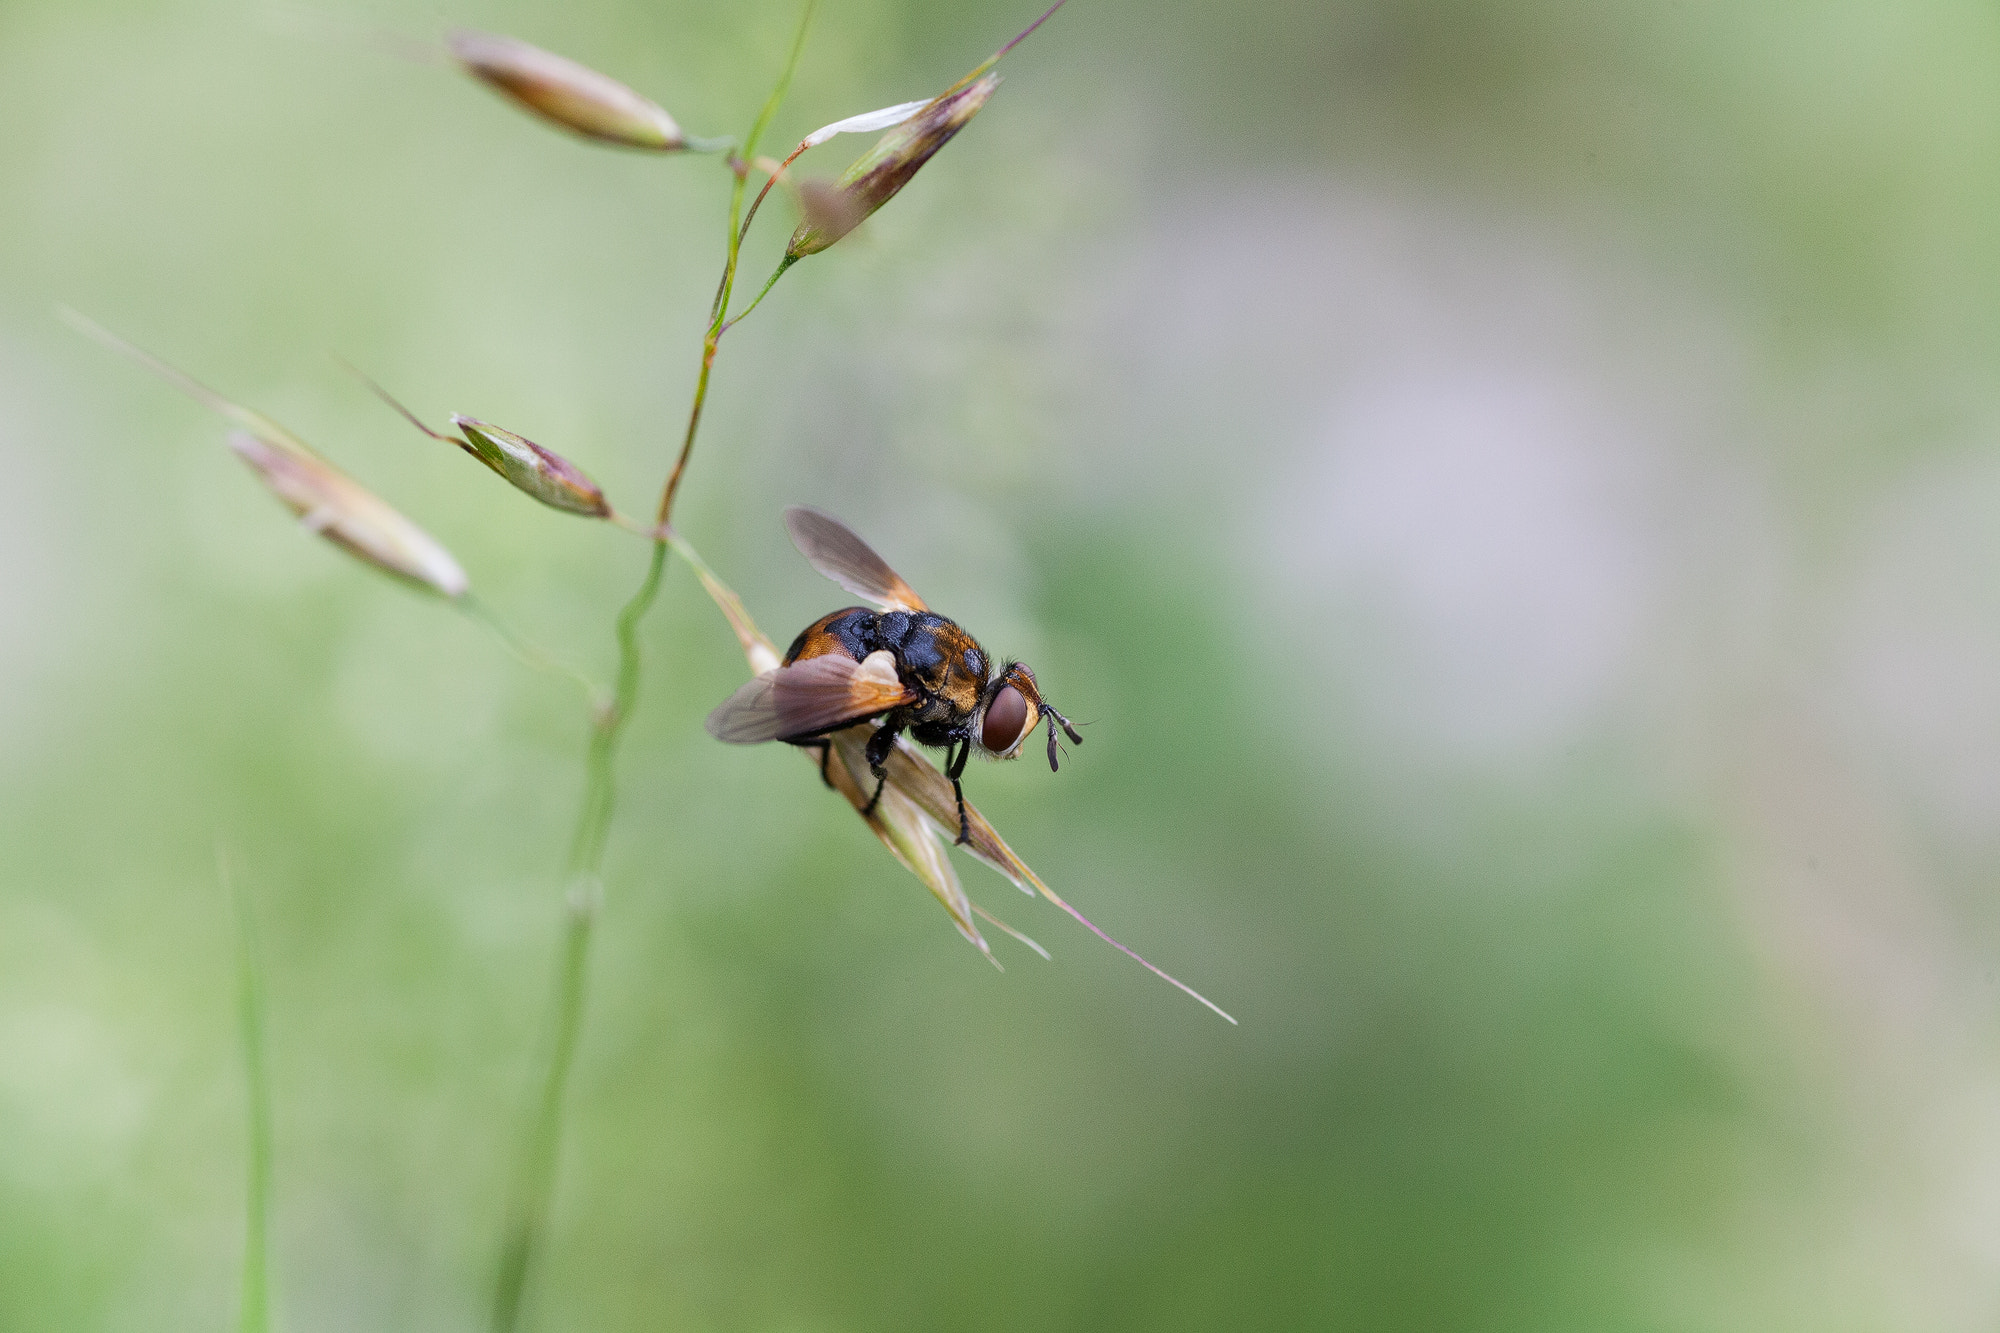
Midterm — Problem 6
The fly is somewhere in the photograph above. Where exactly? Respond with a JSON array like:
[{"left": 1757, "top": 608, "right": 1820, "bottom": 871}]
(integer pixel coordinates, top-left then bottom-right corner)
[{"left": 705, "top": 506, "right": 1083, "bottom": 843}]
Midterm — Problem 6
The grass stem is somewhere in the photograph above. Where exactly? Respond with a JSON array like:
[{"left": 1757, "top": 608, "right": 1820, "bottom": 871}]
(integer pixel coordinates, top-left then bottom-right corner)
[
  {"left": 721, "top": 255, "right": 796, "bottom": 332},
  {"left": 223, "top": 848, "right": 274, "bottom": 1333},
  {"left": 486, "top": 7, "right": 817, "bottom": 1328},
  {"left": 461, "top": 595, "right": 606, "bottom": 708}
]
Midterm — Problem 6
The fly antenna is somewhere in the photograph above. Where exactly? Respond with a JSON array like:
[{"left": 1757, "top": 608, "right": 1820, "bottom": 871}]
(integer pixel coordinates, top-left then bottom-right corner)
[{"left": 1041, "top": 701, "right": 1083, "bottom": 769}]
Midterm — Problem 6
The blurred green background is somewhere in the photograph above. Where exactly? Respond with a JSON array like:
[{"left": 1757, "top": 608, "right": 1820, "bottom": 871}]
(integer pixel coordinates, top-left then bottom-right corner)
[{"left": 7, "top": 0, "right": 2000, "bottom": 1328}]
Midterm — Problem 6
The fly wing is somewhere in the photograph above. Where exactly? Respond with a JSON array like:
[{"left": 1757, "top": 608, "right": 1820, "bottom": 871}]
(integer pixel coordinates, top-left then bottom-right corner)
[
  {"left": 705, "top": 650, "right": 914, "bottom": 743},
  {"left": 784, "top": 506, "right": 929, "bottom": 612}
]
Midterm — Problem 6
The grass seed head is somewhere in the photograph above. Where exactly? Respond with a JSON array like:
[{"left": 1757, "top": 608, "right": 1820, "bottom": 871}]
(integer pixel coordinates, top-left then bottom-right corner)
[
  {"left": 823, "top": 726, "right": 991, "bottom": 956},
  {"left": 449, "top": 29, "right": 686, "bottom": 151},
  {"left": 786, "top": 73, "right": 999, "bottom": 258},
  {"left": 450, "top": 416, "right": 611, "bottom": 518},
  {"left": 228, "top": 431, "right": 469, "bottom": 597}
]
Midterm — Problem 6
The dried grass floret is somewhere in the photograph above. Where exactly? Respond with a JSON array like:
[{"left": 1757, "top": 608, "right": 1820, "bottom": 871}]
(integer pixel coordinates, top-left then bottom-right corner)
[{"left": 449, "top": 29, "right": 687, "bottom": 151}]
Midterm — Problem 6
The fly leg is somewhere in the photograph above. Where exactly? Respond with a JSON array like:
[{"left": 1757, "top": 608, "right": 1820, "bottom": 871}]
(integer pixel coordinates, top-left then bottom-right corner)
[
  {"left": 860, "top": 723, "right": 902, "bottom": 818},
  {"left": 803, "top": 738, "right": 835, "bottom": 788},
  {"left": 946, "top": 736, "right": 972, "bottom": 845}
]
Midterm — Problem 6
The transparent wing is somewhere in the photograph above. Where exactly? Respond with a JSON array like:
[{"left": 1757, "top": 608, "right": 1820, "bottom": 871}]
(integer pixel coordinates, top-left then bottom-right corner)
[
  {"left": 705, "top": 651, "right": 913, "bottom": 743},
  {"left": 784, "top": 506, "right": 928, "bottom": 612}
]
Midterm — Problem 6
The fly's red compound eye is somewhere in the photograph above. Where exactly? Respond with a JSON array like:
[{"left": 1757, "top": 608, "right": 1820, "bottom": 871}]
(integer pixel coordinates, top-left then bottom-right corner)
[{"left": 982, "top": 684, "right": 1029, "bottom": 753}]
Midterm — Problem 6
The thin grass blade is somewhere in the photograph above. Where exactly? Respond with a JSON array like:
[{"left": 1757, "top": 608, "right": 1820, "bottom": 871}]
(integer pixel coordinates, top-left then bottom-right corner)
[{"left": 221, "top": 847, "right": 274, "bottom": 1333}]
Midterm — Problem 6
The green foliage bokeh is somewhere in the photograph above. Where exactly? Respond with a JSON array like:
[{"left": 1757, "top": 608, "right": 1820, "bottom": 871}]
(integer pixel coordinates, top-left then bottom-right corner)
[{"left": 7, "top": 1, "right": 2000, "bottom": 1329}]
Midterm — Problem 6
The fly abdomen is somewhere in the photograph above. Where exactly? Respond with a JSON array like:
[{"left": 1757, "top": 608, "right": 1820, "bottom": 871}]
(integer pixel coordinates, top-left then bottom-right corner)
[{"left": 783, "top": 606, "right": 880, "bottom": 666}]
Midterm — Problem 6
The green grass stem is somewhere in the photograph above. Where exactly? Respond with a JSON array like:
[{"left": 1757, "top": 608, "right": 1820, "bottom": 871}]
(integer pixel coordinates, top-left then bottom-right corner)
[
  {"left": 461, "top": 595, "right": 606, "bottom": 709},
  {"left": 223, "top": 848, "right": 274, "bottom": 1333},
  {"left": 486, "top": 7, "right": 818, "bottom": 1329}
]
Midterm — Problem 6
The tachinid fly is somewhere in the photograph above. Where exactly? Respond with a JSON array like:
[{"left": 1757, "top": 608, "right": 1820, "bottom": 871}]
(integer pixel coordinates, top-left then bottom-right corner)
[{"left": 705, "top": 506, "right": 1082, "bottom": 842}]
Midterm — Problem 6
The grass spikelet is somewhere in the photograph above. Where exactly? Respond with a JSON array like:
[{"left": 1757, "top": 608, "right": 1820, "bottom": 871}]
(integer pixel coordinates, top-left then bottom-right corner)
[{"left": 449, "top": 29, "right": 688, "bottom": 151}]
